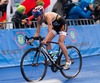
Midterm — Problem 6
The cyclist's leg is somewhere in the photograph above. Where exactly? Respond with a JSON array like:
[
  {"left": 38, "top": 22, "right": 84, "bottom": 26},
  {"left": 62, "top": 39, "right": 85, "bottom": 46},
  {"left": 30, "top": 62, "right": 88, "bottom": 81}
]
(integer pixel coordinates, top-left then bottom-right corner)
[
  {"left": 58, "top": 25, "right": 71, "bottom": 69},
  {"left": 46, "top": 30, "right": 56, "bottom": 50},
  {"left": 58, "top": 32, "right": 70, "bottom": 62}
]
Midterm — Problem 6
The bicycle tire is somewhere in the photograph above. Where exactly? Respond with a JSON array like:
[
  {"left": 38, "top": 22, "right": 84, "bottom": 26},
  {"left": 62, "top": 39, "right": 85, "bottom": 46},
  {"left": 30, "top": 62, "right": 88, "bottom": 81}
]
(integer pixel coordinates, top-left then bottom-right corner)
[
  {"left": 20, "top": 48, "right": 47, "bottom": 82},
  {"left": 59, "top": 46, "right": 82, "bottom": 78}
]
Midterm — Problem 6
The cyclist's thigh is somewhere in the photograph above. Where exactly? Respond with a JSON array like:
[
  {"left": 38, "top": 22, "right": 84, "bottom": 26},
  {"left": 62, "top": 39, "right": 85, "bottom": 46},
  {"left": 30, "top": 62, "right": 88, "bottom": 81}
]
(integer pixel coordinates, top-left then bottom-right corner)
[{"left": 47, "top": 30, "right": 56, "bottom": 41}]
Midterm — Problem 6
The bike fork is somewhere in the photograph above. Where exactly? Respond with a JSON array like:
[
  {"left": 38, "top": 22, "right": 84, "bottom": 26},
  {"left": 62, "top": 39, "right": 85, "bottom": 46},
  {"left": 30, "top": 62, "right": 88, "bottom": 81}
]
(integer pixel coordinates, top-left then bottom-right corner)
[{"left": 32, "top": 48, "right": 40, "bottom": 66}]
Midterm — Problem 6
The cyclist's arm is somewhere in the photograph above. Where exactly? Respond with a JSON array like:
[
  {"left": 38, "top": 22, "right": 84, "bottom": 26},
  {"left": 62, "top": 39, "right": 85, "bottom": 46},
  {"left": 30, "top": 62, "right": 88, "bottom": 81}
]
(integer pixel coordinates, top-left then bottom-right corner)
[
  {"left": 29, "top": 21, "right": 41, "bottom": 43},
  {"left": 45, "top": 15, "right": 53, "bottom": 42},
  {"left": 34, "top": 21, "right": 41, "bottom": 37}
]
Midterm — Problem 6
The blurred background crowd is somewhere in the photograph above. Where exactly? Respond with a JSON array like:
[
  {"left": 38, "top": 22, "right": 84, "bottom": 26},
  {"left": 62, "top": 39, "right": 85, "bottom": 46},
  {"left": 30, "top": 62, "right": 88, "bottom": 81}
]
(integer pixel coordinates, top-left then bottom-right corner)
[
  {"left": 53, "top": 0, "right": 100, "bottom": 21},
  {"left": 0, "top": 0, "right": 100, "bottom": 29}
]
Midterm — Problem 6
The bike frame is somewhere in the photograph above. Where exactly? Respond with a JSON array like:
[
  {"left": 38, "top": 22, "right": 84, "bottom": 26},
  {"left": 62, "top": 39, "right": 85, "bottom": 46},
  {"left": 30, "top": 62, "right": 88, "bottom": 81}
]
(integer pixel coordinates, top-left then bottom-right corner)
[
  {"left": 37, "top": 41, "right": 62, "bottom": 69},
  {"left": 21, "top": 36, "right": 82, "bottom": 82},
  {"left": 25, "top": 36, "right": 65, "bottom": 69}
]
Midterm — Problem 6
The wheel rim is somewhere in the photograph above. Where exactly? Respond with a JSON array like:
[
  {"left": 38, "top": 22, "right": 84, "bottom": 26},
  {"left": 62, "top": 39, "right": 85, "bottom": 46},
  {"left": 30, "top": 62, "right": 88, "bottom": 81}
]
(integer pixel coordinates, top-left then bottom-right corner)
[
  {"left": 60, "top": 46, "right": 82, "bottom": 78},
  {"left": 20, "top": 48, "right": 47, "bottom": 82}
]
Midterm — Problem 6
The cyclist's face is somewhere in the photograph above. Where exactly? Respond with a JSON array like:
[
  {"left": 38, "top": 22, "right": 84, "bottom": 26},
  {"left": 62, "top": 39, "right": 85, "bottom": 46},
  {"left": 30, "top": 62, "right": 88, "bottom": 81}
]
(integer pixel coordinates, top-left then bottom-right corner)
[{"left": 22, "top": 10, "right": 26, "bottom": 14}]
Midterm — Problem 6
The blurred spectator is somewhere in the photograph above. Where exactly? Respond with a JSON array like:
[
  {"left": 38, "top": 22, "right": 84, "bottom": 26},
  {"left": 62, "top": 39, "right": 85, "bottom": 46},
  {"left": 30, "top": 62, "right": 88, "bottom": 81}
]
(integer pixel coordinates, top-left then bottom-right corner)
[
  {"left": 0, "top": 10, "right": 2, "bottom": 20},
  {"left": 63, "top": 2, "right": 75, "bottom": 19},
  {"left": 0, "top": 0, "right": 1, "bottom": 5},
  {"left": 93, "top": 4, "right": 100, "bottom": 23},
  {"left": 0, "top": 0, "right": 9, "bottom": 29},
  {"left": 52, "top": 0, "right": 69, "bottom": 17},
  {"left": 72, "top": 0, "right": 79, "bottom": 3},
  {"left": 52, "top": 0, "right": 80, "bottom": 18},
  {"left": 67, "top": 1, "right": 94, "bottom": 19},
  {"left": 0, "top": 0, "right": 3, "bottom": 28},
  {"left": 0, "top": 0, "right": 9, "bottom": 15},
  {"left": 0, "top": 10, "right": 2, "bottom": 16},
  {"left": 94, "top": 0, "right": 100, "bottom": 4},
  {"left": 0, "top": 0, "right": 8, "bottom": 19},
  {"left": 36, "top": 0, "right": 44, "bottom": 6},
  {"left": 11, "top": 4, "right": 31, "bottom": 29}
]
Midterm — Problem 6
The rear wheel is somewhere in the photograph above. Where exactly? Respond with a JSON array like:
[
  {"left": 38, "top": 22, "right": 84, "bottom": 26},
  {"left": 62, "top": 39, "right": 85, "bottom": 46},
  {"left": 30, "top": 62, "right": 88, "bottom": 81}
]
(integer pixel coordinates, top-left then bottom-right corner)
[
  {"left": 60, "top": 46, "right": 82, "bottom": 78},
  {"left": 20, "top": 48, "right": 47, "bottom": 82}
]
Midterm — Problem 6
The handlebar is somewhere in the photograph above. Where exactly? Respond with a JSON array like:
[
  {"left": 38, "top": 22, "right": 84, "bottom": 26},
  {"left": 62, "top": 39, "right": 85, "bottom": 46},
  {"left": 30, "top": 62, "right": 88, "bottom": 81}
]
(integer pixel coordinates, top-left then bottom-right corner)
[
  {"left": 25, "top": 36, "right": 45, "bottom": 41},
  {"left": 25, "top": 36, "right": 59, "bottom": 46},
  {"left": 25, "top": 36, "right": 45, "bottom": 46}
]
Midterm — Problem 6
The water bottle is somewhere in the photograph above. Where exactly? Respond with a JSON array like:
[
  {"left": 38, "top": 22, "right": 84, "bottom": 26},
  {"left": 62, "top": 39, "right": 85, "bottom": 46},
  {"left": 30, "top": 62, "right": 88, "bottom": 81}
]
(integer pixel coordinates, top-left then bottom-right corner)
[{"left": 48, "top": 50, "right": 59, "bottom": 61}]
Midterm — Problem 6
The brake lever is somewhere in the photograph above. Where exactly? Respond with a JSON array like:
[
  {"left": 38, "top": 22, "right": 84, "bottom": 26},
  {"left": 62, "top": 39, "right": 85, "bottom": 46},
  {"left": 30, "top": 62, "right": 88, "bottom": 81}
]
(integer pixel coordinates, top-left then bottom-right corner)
[{"left": 29, "top": 43, "right": 34, "bottom": 46}]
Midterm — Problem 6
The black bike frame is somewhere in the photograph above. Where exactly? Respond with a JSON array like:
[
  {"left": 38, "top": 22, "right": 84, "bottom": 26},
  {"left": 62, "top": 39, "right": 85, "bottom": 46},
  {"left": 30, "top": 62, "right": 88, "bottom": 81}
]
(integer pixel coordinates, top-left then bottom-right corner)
[{"left": 39, "top": 42, "right": 61, "bottom": 65}]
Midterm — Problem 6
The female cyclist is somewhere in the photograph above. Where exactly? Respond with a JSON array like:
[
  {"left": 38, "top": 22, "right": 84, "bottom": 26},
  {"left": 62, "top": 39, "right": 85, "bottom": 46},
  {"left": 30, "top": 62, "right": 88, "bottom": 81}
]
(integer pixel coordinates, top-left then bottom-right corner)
[{"left": 30, "top": 5, "right": 71, "bottom": 69}]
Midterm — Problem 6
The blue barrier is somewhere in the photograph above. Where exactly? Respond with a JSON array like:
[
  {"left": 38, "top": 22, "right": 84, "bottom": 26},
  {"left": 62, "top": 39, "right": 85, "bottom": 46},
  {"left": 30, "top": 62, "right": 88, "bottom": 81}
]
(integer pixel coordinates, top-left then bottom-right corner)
[{"left": 0, "top": 24, "right": 100, "bottom": 67}]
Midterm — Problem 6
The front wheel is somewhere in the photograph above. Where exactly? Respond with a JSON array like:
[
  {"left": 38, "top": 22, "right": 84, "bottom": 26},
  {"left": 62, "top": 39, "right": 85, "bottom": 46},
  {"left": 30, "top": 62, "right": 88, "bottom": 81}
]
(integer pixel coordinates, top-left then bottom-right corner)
[
  {"left": 20, "top": 48, "right": 47, "bottom": 82},
  {"left": 59, "top": 46, "right": 82, "bottom": 78}
]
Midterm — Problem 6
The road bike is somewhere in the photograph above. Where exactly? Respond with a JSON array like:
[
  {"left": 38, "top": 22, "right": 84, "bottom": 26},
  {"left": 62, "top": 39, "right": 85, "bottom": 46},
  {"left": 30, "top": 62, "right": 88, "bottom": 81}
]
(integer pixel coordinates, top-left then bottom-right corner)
[{"left": 20, "top": 36, "right": 82, "bottom": 82}]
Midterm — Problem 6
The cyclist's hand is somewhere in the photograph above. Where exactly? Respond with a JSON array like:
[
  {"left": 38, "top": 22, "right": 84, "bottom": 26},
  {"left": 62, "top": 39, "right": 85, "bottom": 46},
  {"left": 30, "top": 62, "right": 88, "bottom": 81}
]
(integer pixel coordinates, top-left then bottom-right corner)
[
  {"left": 41, "top": 40, "right": 47, "bottom": 44},
  {"left": 27, "top": 39, "right": 34, "bottom": 44}
]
